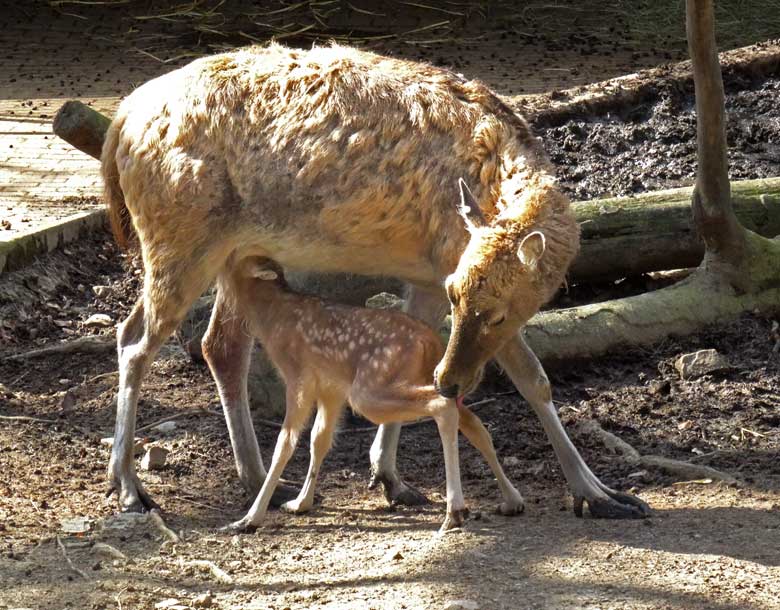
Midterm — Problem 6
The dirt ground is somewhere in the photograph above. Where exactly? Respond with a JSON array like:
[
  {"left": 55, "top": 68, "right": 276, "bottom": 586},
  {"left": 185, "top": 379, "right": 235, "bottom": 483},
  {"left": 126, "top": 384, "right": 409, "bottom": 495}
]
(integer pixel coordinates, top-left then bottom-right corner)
[
  {"left": 1, "top": 232, "right": 779, "bottom": 610},
  {"left": 2, "top": 4, "right": 780, "bottom": 610}
]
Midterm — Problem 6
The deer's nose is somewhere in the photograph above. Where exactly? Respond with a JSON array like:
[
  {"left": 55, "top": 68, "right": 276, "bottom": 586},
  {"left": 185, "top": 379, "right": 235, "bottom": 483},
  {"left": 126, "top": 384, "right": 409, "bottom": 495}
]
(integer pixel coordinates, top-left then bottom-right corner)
[{"left": 437, "top": 383, "right": 459, "bottom": 399}]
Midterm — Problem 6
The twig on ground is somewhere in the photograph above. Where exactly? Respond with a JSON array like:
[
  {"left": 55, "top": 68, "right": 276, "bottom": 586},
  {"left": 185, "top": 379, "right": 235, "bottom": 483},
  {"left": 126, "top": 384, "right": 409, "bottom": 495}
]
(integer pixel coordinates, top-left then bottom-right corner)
[
  {"left": 149, "top": 509, "right": 181, "bottom": 543},
  {"left": 189, "top": 559, "right": 234, "bottom": 585},
  {"left": 2, "top": 336, "right": 114, "bottom": 362},
  {"left": 0, "top": 414, "right": 58, "bottom": 424},
  {"left": 136, "top": 408, "right": 219, "bottom": 434},
  {"left": 55, "top": 535, "right": 89, "bottom": 579},
  {"left": 579, "top": 419, "right": 739, "bottom": 485}
]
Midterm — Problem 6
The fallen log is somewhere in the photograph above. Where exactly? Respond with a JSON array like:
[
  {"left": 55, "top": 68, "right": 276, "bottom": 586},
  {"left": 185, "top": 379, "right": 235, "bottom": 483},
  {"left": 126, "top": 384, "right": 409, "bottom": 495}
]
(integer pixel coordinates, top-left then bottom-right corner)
[
  {"left": 51, "top": 102, "right": 780, "bottom": 283},
  {"left": 52, "top": 100, "right": 111, "bottom": 160},
  {"left": 573, "top": 178, "right": 780, "bottom": 281}
]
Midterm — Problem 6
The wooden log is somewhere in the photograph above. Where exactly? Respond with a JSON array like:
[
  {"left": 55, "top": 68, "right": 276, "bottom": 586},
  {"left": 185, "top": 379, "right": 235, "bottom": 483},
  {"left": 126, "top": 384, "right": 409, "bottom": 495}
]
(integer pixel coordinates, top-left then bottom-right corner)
[
  {"left": 51, "top": 101, "right": 780, "bottom": 282},
  {"left": 572, "top": 178, "right": 780, "bottom": 281},
  {"left": 52, "top": 100, "right": 111, "bottom": 160}
]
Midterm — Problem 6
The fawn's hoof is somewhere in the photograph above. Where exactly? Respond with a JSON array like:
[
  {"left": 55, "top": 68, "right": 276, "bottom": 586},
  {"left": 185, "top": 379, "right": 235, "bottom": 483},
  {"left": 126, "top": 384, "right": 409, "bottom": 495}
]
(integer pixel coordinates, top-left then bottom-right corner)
[
  {"left": 497, "top": 498, "right": 525, "bottom": 516},
  {"left": 439, "top": 507, "right": 469, "bottom": 533},
  {"left": 219, "top": 518, "right": 258, "bottom": 535}
]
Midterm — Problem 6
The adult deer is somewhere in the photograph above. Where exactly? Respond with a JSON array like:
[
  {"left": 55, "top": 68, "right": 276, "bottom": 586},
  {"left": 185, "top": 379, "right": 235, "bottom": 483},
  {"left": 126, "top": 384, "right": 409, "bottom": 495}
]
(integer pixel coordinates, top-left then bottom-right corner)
[{"left": 102, "top": 43, "right": 650, "bottom": 519}]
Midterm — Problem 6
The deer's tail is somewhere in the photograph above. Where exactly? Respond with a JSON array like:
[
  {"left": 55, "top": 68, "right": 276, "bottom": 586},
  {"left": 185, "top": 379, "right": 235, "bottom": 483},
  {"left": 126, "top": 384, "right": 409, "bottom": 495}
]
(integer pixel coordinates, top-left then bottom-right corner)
[{"left": 101, "top": 115, "right": 135, "bottom": 250}]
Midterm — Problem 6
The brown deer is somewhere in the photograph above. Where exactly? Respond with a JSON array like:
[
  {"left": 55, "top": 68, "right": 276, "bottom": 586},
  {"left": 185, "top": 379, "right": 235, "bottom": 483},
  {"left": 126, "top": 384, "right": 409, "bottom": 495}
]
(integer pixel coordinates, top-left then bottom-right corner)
[
  {"left": 223, "top": 257, "right": 524, "bottom": 532},
  {"left": 102, "top": 42, "right": 649, "bottom": 520}
]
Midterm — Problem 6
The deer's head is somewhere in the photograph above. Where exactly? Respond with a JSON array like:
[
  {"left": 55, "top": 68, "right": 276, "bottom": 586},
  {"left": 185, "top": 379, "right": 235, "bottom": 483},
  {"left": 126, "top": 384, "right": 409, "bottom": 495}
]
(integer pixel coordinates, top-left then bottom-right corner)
[{"left": 434, "top": 179, "right": 574, "bottom": 398}]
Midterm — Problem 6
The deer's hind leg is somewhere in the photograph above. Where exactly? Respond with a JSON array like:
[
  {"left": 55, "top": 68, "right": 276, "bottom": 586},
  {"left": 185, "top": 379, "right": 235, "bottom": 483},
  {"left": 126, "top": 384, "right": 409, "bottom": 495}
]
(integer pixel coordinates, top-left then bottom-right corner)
[
  {"left": 203, "top": 274, "right": 298, "bottom": 506},
  {"left": 369, "top": 285, "right": 447, "bottom": 507},
  {"left": 457, "top": 405, "right": 525, "bottom": 516},
  {"left": 110, "top": 259, "right": 216, "bottom": 513},
  {"left": 282, "top": 394, "right": 345, "bottom": 514},
  {"left": 226, "top": 381, "right": 315, "bottom": 532}
]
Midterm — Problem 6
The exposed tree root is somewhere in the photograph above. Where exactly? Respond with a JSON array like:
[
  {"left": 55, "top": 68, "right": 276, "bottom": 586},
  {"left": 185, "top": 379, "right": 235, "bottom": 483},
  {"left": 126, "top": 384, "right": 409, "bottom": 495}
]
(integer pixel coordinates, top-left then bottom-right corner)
[
  {"left": 579, "top": 419, "right": 738, "bottom": 486},
  {"left": 514, "top": 41, "right": 780, "bottom": 127},
  {"left": 55, "top": 535, "right": 89, "bottom": 580},
  {"left": 527, "top": 232, "right": 780, "bottom": 365}
]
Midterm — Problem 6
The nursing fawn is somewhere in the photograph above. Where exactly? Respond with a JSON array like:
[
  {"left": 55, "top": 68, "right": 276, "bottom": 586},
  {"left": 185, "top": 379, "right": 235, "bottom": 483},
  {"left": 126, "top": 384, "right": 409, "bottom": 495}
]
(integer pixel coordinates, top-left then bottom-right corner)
[{"left": 224, "top": 258, "right": 525, "bottom": 533}]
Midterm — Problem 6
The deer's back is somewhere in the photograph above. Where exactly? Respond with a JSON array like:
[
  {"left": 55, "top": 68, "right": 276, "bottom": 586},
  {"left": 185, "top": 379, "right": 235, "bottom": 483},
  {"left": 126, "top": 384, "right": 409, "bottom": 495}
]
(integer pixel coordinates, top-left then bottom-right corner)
[{"left": 113, "top": 43, "right": 538, "bottom": 277}]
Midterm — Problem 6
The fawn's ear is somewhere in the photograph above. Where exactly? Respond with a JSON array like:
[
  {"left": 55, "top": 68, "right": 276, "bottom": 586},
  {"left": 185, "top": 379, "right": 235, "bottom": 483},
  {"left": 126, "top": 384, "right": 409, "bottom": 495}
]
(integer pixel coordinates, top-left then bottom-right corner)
[
  {"left": 517, "top": 231, "right": 546, "bottom": 267},
  {"left": 251, "top": 268, "right": 279, "bottom": 281},
  {"left": 457, "top": 178, "right": 487, "bottom": 231}
]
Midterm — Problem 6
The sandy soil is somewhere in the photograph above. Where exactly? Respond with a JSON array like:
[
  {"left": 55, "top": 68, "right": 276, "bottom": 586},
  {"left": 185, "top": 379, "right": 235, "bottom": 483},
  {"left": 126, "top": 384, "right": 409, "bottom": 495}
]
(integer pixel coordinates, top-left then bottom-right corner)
[
  {"left": 2, "top": 5, "right": 780, "bottom": 610},
  {"left": 1, "top": 233, "right": 779, "bottom": 610}
]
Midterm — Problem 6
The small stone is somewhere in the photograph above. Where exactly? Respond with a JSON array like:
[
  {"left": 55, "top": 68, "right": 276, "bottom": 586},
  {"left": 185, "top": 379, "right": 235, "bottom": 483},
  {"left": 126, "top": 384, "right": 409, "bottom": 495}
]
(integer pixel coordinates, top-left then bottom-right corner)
[
  {"left": 386, "top": 546, "right": 404, "bottom": 562},
  {"left": 674, "top": 349, "right": 731, "bottom": 380},
  {"left": 84, "top": 313, "right": 114, "bottom": 327},
  {"left": 60, "top": 517, "right": 94, "bottom": 534},
  {"left": 192, "top": 592, "right": 213, "bottom": 608},
  {"left": 101, "top": 436, "right": 147, "bottom": 456},
  {"left": 648, "top": 379, "right": 671, "bottom": 395},
  {"left": 365, "top": 292, "right": 405, "bottom": 310},
  {"left": 153, "top": 421, "right": 178, "bottom": 434},
  {"left": 140, "top": 446, "right": 169, "bottom": 471},
  {"left": 443, "top": 600, "right": 480, "bottom": 610},
  {"left": 101, "top": 512, "right": 149, "bottom": 531},
  {"left": 92, "top": 285, "right": 112, "bottom": 297},
  {"left": 154, "top": 599, "right": 182, "bottom": 610},
  {"left": 502, "top": 456, "right": 521, "bottom": 467}
]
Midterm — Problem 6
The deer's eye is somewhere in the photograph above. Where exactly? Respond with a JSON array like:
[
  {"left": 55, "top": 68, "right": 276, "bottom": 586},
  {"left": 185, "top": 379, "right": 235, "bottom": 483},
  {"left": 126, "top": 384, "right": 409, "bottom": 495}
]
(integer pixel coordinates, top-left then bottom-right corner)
[
  {"left": 489, "top": 314, "right": 506, "bottom": 327},
  {"left": 447, "top": 285, "right": 460, "bottom": 307}
]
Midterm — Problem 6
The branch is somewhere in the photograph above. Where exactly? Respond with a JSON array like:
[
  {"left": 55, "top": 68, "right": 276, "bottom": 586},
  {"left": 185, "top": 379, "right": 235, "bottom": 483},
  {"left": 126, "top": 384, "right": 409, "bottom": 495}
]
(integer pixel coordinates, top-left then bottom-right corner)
[
  {"left": 55, "top": 536, "right": 90, "bottom": 579},
  {"left": 1, "top": 336, "right": 115, "bottom": 362},
  {"left": 580, "top": 419, "right": 738, "bottom": 485}
]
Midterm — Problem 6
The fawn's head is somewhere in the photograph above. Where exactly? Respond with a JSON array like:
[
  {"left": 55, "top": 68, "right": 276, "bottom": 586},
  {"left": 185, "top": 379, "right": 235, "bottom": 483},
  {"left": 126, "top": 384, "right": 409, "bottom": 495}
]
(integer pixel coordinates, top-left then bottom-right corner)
[{"left": 434, "top": 179, "right": 566, "bottom": 398}]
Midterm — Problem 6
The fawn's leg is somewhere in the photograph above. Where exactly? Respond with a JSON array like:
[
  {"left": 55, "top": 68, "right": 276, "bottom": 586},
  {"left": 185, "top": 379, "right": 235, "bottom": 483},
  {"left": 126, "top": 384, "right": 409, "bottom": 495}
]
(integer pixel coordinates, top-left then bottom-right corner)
[
  {"left": 354, "top": 381, "right": 467, "bottom": 532},
  {"left": 369, "top": 285, "right": 447, "bottom": 506},
  {"left": 497, "top": 335, "right": 650, "bottom": 519},
  {"left": 110, "top": 265, "right": 213, "bottom": 513},
  {"left": 457, "top": 405, "right": 525, "bottom": 516},
  {"left": 224, "top": 383, "right": 314, "bottom": 532},
  {"left": 282, "top": 398, "right": 344, "bottom": 514},
  {"left": 433, "top": 404, "right": 467, "bottom": 532},
  {"left": 203, "top": 279, "right": 297, "bottom": 506}
]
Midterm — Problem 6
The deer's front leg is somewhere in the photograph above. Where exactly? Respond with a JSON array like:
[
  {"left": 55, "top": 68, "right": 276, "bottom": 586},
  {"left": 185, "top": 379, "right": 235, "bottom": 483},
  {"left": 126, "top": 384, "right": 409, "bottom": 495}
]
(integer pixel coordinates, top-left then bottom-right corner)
[
  {"left": 497, "top": 334, "right": 651, "bottom": 519},
  {"left": 433, "top": 405, "right": 467, "bottom": 532}
]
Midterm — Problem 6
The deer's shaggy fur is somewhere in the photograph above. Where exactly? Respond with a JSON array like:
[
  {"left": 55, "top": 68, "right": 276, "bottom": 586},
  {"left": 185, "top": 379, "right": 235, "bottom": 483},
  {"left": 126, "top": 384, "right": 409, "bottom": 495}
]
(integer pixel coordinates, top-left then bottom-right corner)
[{"left": 100, "top": 42, "right": 649, "bottom": 522}]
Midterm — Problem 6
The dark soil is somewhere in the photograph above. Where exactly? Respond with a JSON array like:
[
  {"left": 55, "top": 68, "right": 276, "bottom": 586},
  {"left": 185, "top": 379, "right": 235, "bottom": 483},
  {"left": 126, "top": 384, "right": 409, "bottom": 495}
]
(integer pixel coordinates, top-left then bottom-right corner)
[{"left": 537, "top": 76, "right": 780, "bottom": 200}]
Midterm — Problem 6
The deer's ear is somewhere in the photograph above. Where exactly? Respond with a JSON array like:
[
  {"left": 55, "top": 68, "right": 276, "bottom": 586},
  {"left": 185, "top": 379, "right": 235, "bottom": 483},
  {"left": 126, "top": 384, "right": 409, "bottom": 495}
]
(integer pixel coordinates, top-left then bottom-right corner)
[
  {"left": 517, "top": 231, "right": 546, "bottom": 267},
  {"left": 252, "top": 269, "right": 279, "bottom": 281},
  {"left": 457, "top": 178, "right": 487, "bottom": 230}
]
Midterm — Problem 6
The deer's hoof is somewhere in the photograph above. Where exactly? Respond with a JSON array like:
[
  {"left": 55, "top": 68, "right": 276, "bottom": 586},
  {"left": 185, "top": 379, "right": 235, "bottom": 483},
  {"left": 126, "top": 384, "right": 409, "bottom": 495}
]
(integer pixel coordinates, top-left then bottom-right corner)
[
  {"left": 497, "top": 499, "right": 525, "bottom": 516},
  {"left": 574, "top": 488, "right": 651, "bottom": 519},
  {"left": 281, "top": 499, "right": 312, "bottom": 514},
  {"left": 439, "top": 507, "right": 469, "bottom": 533},
  {"left": 219, "top": 518, "right": 257, "bottom": 535}
]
